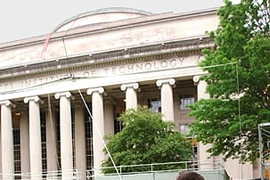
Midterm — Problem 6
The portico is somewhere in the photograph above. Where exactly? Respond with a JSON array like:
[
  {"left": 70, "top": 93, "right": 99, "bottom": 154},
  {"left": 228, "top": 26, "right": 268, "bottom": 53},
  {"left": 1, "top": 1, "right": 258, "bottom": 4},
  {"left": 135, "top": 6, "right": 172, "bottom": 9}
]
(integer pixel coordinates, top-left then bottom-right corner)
[{"left": 1, "top": 74, "right": 200, "bottom": 179}]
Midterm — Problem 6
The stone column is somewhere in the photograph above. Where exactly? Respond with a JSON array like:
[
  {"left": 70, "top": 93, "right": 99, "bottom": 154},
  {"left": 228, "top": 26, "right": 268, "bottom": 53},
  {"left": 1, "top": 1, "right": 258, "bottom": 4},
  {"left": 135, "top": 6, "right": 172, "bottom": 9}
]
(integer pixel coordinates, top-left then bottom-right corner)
[
  {"left": 156, "top": 78, "right": 175, "bottom": 121},
  {"left": 0, "top": 113, "right": 2, "bottom": 175},
  {"left": 0, "top": 100, "right": 14, "bottom": 180},
  {"left": 120, "top": 83, "right": 139, "bottom": 110},
  {"left": 54, "top": 92, "right": 73, "bottom": 179},
  {"left": 104, "top": 98, "right": 115, "bottom": 139},
  {"left": 24, "top": 96, "right": 42, "bottom": 180},
  {"left": 87, "top": 87, "right": 105, "bottom": 174},
  {"left": 195, "top": 71, "right": 256, "bottom": 179},
  {"left": 195, "top": 76, "right": 209, "bottom": 100},
  {"left": 194, "top": 76, "right": 216, "bottom": 170},
  {"left": 20, "top": 111, "right": 30, "bottom": 176},
  {"left": 74, "top": 104, "right": 86, "bottom": 180},
  {"left": 45, "top": 106, "right": 58, "bottom": 176}
]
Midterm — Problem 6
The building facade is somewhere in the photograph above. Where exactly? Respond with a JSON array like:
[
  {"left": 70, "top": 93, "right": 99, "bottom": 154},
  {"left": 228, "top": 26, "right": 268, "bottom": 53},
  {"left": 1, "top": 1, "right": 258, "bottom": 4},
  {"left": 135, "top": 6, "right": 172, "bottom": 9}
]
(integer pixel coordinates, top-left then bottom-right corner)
[{"left": 0, "top": 7, "right": 260, "bottom": 179}]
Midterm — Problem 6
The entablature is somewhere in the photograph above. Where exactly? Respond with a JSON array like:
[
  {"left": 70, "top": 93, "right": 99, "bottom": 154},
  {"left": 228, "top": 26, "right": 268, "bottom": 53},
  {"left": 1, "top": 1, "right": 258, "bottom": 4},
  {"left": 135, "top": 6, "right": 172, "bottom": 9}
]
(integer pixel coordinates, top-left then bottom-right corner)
[{"left": 0, "top": 36, "right": 214, "bottom": 81}]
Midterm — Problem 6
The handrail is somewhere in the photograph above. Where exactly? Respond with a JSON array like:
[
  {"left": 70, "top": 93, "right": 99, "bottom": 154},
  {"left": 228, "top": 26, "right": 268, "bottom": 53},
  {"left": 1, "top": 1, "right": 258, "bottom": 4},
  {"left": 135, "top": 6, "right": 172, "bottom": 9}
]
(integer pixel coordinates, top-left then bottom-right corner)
[
  {"left": 0, "top": 169, "right": 80, "bottom": 180},
  {"left": 86, "top": 159, "right": 226, "bottom": 179}
]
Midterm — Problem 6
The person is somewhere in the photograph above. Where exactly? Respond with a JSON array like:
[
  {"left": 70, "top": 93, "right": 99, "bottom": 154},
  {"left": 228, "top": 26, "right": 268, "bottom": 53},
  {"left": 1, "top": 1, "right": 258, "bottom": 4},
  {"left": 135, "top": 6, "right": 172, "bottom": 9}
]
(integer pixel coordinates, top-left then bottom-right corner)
[{"left": 175, "top": 171, "right": 205, "bottom": 180}]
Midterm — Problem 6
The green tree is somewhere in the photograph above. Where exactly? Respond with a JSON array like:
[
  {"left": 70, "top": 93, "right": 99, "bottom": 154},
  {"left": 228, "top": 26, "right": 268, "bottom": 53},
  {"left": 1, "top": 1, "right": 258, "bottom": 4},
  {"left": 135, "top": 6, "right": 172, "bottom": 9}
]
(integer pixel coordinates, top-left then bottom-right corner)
[
  {"left": 101, "top": 106, "right": 192, "bottom": 173},
  {"left": 189, "top": 0, "right": 270, "bottom": 163}
]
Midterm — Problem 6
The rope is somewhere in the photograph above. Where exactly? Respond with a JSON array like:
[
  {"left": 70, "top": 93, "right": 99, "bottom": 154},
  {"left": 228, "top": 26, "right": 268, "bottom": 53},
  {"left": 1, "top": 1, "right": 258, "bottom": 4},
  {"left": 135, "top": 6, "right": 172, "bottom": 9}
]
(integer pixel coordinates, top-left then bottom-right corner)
[
  {"left": 47, "top": 94, "right": 61, "bottom": 169},
  {"left": 77, "top": 88, "right": 123, "bottom": 180},
  {"left": 236, "top": 63, "right": 243, "bottom": 179}
]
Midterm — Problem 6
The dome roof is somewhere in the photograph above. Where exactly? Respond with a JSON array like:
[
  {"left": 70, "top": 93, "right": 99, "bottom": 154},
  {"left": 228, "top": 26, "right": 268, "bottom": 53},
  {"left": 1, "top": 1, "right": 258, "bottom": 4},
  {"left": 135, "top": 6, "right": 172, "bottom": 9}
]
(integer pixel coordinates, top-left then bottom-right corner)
[{"left": 53, "top": 7, "right": 154, "bottom": 32}]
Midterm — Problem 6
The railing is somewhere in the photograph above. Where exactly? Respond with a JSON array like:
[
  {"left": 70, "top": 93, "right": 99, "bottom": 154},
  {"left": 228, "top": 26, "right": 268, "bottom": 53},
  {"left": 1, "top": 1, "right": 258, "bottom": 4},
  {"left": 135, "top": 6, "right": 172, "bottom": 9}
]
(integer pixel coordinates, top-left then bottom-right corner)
[
  {"left": 0, "top": 161, "right": 229, "bottom": 179},
  {"left": 0, "top": 169, "right": 80, "bottom": 180},
  {"left": 86, "top": 160, "right": 230, "bottom": 180}
]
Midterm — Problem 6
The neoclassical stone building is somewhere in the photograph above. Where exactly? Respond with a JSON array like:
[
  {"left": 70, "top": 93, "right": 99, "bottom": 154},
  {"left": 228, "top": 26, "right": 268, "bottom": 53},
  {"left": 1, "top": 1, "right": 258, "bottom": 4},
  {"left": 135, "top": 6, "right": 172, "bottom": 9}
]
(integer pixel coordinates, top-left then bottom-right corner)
[{"left": 0, "top": 7, "right": 260, "bottom": 180}]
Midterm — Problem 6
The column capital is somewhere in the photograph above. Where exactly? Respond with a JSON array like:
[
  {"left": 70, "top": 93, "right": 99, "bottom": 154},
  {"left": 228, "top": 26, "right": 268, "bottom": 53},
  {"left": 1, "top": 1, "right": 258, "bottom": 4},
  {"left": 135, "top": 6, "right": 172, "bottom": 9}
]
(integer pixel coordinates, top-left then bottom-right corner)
[
  {"left": 193, "top": 75, "right": 200, "bottom": 86},
  {"left": 120, "top": 82, "right": 139, "bottom": 91},
  {"left": 87, "top": 87, "right": 105, "bottom": 95},
  {"left": 0, "top": 100, "right": 13, "bottom": 107},
  {"left": 156, "top": 78, "right": 175, "bottom": 87},
  {"left": 55, "top": 91, "right": 72, "bottom": 99},
  {"left": 24, "top": 96, "right": 42, "bottom": 104}
]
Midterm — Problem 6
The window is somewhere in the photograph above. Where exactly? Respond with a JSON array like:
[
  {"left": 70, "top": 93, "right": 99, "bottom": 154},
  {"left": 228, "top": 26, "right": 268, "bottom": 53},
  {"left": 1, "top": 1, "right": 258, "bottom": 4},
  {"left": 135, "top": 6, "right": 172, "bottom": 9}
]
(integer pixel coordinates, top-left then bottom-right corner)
[
  {"left": 179, "top": 124, "right": 190, "bottom": 135},
  {"left": 84, "top": 105, "right": 94, "bottom": 170},
  {"left": 148, "top": 98, "right": 161, "bottom": 112},
  {"left": 180, "top": 94, "right": 195, "bottom": 110},
  {"left": 179, "top": 124, "right": 198, "bottom": 160},
  {"left": 13, "top": 129, "right": 21, "bottom": 174}
]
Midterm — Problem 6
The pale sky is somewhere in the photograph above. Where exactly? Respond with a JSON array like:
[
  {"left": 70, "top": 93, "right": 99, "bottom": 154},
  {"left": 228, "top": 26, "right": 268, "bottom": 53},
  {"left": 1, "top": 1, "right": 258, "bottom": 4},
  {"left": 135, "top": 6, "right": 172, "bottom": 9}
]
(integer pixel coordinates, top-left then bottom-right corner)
[{"left": 0, "top": 0, "right": 227, "bottom": 44}]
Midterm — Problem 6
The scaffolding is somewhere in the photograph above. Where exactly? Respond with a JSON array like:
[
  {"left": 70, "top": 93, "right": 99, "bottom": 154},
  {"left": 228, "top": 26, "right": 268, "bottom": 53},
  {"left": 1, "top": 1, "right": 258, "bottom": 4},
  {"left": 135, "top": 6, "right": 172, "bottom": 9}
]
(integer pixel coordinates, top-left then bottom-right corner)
[{"left": 258, "top": 122, "right": 270, "bottom": 180}]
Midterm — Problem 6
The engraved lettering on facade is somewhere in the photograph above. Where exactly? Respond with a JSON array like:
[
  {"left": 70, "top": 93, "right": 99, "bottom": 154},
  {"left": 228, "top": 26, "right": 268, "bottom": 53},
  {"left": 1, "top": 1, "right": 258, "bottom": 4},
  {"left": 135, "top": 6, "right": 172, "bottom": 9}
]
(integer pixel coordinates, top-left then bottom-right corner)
[{"left": 1, "top": 58, "right": 188, "bottom": 92}]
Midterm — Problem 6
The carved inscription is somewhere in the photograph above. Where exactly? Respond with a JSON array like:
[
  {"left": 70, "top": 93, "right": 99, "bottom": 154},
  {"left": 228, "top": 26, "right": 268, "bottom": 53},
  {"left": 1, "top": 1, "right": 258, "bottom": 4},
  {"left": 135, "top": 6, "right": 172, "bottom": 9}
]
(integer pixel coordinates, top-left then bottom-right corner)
[
  {"left": 0, "top": 58, "right": 185, "bottom": 93},
  {"left": 82, "top": 59, "right": 183, "bottom": 77}
]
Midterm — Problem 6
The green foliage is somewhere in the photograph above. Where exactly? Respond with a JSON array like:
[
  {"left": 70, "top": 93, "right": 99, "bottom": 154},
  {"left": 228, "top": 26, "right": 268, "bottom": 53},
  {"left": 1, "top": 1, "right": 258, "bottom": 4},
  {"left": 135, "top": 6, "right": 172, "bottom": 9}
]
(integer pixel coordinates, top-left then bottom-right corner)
[
  {"left": 189, "top": 0, "right": 270, "bottom": 162},
  {"left": 101, "top": 106, "right": 192, "bottom": 173}
]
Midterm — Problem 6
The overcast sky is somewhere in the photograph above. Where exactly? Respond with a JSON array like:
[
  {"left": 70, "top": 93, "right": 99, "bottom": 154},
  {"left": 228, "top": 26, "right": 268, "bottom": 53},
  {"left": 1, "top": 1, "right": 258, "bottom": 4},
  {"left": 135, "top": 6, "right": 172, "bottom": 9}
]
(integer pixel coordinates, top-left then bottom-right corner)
[{"left": 0, "top": 0, "right": 228, "bottom": 44}]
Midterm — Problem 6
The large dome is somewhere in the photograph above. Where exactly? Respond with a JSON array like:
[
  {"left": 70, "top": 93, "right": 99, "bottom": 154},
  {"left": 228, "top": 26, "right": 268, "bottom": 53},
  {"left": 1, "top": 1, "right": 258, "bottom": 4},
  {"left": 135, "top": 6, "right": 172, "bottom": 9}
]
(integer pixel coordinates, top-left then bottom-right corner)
[{"left": 53, "top": 7, "right": 154, "bottom": 32}]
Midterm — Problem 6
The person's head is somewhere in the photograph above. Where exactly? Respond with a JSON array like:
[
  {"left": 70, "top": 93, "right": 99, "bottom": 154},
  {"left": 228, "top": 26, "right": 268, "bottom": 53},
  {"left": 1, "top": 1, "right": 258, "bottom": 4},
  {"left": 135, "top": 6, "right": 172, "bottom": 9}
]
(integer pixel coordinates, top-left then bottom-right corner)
[{"left": 175, "top": 171, "right": 205, "bottom": 180}]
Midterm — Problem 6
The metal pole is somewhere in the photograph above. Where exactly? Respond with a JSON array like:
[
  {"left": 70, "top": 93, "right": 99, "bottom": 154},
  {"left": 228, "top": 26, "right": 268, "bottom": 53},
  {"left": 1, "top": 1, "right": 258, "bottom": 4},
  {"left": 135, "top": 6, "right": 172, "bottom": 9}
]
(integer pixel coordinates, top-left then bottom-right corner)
[{"left": 258, "top": 124, "right": 264, "bottom": 180}]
